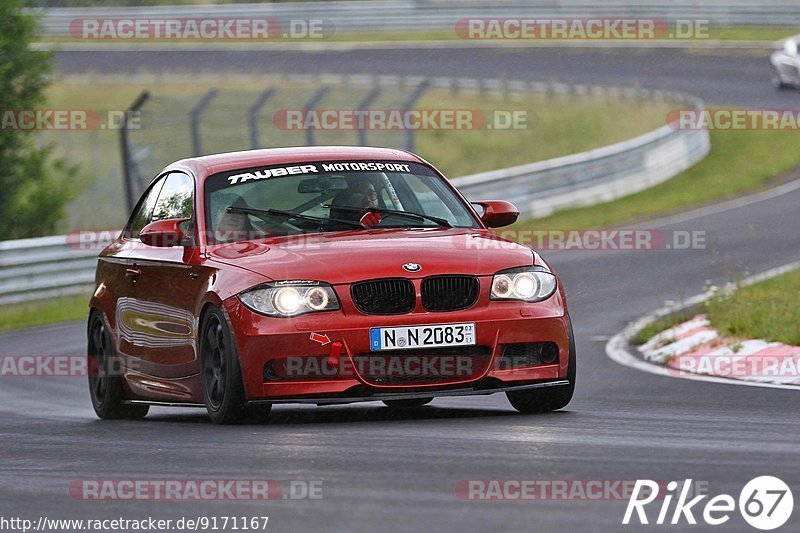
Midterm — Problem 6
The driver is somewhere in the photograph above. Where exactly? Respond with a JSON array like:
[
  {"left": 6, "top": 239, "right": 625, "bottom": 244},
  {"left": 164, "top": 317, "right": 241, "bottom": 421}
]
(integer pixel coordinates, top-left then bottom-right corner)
[
  {"left": 214, "top": 197, "right": 256, "bottom": 243},
  {"left": 330, "top": 178, "right": 380, "bottom": 224},
  {"left": 350, "top": 178, "right": 379, "bottom": 210}
]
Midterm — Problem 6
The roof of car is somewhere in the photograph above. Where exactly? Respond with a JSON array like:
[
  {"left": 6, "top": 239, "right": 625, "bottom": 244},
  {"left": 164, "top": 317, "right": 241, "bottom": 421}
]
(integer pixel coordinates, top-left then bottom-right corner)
[{"left": 170, "top": 146, "right": 427, "bottom": 178}]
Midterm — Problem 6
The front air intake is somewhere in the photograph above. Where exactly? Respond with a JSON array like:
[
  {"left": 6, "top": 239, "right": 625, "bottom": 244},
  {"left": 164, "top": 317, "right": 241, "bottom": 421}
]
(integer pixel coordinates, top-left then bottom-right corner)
[
  {"left": 421, "top": 275, "right": 480, "bottom": 312},
  {"left": 351, "top": 278, "right": 415, "bottom": 315}
]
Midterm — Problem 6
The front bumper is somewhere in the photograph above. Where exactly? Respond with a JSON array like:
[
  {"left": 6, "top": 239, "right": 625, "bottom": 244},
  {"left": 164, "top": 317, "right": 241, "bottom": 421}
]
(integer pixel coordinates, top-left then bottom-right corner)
[
  {"left": 246, "top": 379, "right": 571, "bottom": 406},
  {"left": 224, "top": 290, "right": 570, "bottom": 401}
]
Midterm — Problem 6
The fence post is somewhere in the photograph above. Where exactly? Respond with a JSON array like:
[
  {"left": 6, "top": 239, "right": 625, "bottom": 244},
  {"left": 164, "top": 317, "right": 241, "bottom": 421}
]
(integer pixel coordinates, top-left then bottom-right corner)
[
  {"left": 356, "top": 86, "right": 381, "bottom": 146},
  {"left": 189, "top": 89, "right": 219, "bottom": 157},
  {"left": 401, "top": 79, "right": 430, "bottom": 152},
  {"left": 248, "top": 88, "right": 277, "bottom": 149},
  {"left": 119, "top": 90, "right": 150, "bottom": 213},
  {"left": 303, "top": 86, "right": 330, "bottom": 146}
]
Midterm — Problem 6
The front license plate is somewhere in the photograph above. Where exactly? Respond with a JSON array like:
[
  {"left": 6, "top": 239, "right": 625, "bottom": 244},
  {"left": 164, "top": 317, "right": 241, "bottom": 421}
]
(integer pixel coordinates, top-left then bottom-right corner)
[{"left": 370, "top": 323, "right": 475, "bottom": 351}]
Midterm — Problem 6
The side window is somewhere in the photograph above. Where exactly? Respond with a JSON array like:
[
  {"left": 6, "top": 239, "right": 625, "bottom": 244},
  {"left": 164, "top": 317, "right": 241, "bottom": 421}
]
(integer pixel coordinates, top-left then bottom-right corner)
[
  {"left": 126, "top": 177, "right": 166, "bottom": 239},
  {"left": 151, "top": 173, "right": 194, "bottom": 222}
]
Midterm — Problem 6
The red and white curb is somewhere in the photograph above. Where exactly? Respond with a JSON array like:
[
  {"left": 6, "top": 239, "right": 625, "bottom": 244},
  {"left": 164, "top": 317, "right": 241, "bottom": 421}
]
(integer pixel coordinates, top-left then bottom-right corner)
[
  {"left": 639, "top": 314, "right": 800, "bottom": 386},
  {"left": 606, "top": 260, "right": 800, "bottom": 390}
]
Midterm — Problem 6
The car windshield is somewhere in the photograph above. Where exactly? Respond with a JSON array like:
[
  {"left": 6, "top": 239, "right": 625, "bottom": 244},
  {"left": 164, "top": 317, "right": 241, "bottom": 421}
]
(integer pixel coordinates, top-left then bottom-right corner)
[{"left": 204, "top": 160, "right": 480, "bottom": 243}]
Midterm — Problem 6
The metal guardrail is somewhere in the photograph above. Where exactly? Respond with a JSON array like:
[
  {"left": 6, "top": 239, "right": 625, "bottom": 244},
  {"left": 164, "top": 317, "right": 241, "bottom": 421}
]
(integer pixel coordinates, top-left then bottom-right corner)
[
  {"left": 438, "top": 78, "right": 711, "bottom": 218},
  {"left": 458, "top": 121, "right": 710, "bottom": 219},
  {"left": 0, "top": 79, "right": 710, "bottom": 305},
  {"left": 0, "top": 235, "right": 99, "bottom": 306},
  {"left": 34, "top": 1, "right": 800, "bottom": 35}
]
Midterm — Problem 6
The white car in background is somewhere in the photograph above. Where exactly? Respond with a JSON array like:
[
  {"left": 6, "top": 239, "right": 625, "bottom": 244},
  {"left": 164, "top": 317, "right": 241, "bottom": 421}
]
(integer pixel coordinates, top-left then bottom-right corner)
[{"left": 771, "top": 34, "right": 800, "bottom": 89}]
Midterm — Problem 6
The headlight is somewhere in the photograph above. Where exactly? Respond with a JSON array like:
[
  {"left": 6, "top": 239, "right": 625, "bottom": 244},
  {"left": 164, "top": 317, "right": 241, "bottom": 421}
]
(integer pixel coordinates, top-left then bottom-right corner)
[
  {"left": 239, "top": 281, "right": 340, "bottom": 317},
  {"left": 490, "top": 267, "right": 557, "bottom": 302}
]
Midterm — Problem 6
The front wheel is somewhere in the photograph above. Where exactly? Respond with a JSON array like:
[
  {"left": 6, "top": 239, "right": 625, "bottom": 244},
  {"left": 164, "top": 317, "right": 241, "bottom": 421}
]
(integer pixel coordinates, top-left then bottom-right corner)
[
  {"left": 200, "top": 307, "right": 271, "bottom": 424},
  {"left": 771, "top": 69, "right": 789, "bottom": 90},
  {"left": 87, "top": 312, "right": 149, "bottom": 420},
  {"left": 506, "top": 318, "right": 576, "bottom": 413}
]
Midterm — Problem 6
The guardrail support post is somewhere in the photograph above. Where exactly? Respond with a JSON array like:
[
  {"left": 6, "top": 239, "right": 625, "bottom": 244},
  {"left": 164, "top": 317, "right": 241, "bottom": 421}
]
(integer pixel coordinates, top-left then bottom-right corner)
[
  {"left": 248, "top": 88, "right": 277, "bottom": 149},
  {"left": 119, "top": 90, "right": 150, "bottom": 213},
  {"left": 189, "top": 89, "right": 219, "bottom": 157},
  {"left": 401, "top": 79, "right": 430, "bottom": 152},
  {"left": 303, "top": 86, "right": 330, "bottom": 146}
]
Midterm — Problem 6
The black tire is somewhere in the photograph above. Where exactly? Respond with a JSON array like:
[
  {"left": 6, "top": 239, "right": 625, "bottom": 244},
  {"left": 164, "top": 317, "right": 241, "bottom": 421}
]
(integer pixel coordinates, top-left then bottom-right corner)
[
  {"left": 383, "top": 397, "right": 433, "bottom": 408},
  {"left": 771, "top": 69, "right": 789, "bottom": 90},
  {"left": 506, "top": 318, "right": 576, "bottom": 413},
  {"left": 87, "top": 312, "right": 149, "bottom": 420},
  {"left": 200, "top": 307, "right": 271, "bottom": 424}
]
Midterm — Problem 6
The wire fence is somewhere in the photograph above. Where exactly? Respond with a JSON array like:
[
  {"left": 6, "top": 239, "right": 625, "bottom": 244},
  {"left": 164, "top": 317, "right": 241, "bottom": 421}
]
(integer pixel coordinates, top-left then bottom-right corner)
[
  {"left": 37, "top": 74, "right": 697, "bottom": 231},
  {"left": 123, "top": 76, "right": 436, "bottom": 208}
]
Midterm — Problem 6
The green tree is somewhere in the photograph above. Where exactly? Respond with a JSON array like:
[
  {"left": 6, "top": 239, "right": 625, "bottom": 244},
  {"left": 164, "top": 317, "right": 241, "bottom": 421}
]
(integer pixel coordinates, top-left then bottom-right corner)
[{"left": 0, "top": 0, "right": 77, "bottom": 239}]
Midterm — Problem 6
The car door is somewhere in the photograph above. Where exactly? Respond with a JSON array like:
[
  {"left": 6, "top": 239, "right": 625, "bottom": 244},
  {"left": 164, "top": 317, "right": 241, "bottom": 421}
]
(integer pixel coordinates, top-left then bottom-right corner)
[
  {"left": 118, "top": 172, "right": 206, "bottom": 391},
  {"left": 104, "top": 174, "right": 167, "bottom": 358}
]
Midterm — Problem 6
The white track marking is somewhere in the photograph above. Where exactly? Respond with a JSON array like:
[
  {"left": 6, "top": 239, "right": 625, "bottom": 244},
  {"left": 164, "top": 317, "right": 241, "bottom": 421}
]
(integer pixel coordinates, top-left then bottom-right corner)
[{"left": 606, "top": 260, "right": 800, "bottom": 390}]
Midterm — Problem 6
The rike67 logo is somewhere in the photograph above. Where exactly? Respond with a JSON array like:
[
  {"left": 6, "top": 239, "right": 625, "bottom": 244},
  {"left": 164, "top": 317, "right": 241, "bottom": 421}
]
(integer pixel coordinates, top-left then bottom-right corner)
[{"left": 624, "top": 477, "right": 793, "bottom": 530}]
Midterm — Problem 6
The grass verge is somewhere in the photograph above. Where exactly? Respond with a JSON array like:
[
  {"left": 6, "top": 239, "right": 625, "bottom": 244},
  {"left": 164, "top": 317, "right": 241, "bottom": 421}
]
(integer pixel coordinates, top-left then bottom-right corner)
[
  {"left": 631, "top": 311, "right": 694, "bottom": 345},
  {"left": 512, "top": 126, "right": 800, "bottom": 232},
  {"left": 634, "top": 269, "right": 800, "bottom": 346},
  {"left": 416, "top": 93, "right": 672, "bottom": 179},
  {"left": 0, "top": 294, "right": 90, "bottom": 334},
  {"left": 705, "top": 270, "right": 800, "bottom": 345}
]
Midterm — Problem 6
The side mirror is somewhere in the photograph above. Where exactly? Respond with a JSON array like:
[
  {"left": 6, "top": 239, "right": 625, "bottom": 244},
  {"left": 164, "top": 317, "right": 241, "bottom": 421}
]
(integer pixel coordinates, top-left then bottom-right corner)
[
  {"left": 140, "top": 218, "right": 190, "bottom": 247},
  {"left": 473, "top": 201, "right": 519, "bottom": 228}
]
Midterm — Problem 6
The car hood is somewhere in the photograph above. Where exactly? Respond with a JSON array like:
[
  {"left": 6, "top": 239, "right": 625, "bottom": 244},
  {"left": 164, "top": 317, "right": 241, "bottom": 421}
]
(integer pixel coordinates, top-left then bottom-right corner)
[{"left": 206, "top": 228, "right": 535, "bottom": 285}]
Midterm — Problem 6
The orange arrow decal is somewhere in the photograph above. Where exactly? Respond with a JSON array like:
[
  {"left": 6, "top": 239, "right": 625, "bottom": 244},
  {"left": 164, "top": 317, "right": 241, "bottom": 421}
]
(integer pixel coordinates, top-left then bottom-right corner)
[{"left": 309, "top": 332, "right": 331, "bottom": 345}]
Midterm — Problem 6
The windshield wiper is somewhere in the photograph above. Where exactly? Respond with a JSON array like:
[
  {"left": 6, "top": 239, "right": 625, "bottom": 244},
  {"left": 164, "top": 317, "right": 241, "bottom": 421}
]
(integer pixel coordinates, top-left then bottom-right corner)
[
  {"left": 228, "top": 206, "right": 365, "bottom": 229},
  {"left": 321, "top": 205, "right": 452, "bottom": 228}
]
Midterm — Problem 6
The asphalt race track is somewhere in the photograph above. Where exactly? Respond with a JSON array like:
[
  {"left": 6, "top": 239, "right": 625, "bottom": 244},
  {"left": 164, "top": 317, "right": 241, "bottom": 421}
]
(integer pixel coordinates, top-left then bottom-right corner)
[{"left": 1, "top": 45, "right": 799, "bottom": 532}]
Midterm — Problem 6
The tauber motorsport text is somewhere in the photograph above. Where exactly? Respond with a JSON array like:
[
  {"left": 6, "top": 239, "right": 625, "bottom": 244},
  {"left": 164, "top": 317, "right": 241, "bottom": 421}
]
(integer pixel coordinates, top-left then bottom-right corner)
[
  {"left": 623, "top": 477, "right": 793, "bottom": 530},
  {"left": 225, "top": 162, "right": 412, "bottom": 185}
]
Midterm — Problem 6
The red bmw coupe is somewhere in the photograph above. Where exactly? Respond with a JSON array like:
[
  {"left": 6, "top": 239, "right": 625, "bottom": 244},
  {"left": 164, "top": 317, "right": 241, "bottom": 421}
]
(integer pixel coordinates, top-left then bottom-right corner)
[{"left": 88, "top": 146, "right": 575, "bottom": 423}]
